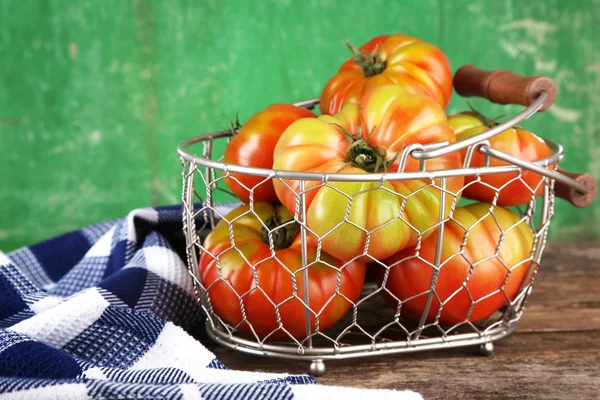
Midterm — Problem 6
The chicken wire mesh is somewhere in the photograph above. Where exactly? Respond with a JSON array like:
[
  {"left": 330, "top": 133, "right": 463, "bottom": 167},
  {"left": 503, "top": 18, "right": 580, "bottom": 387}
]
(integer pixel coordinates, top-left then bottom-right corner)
[{"left": 177, "top": 107, "right": 562, "bottom": 375}]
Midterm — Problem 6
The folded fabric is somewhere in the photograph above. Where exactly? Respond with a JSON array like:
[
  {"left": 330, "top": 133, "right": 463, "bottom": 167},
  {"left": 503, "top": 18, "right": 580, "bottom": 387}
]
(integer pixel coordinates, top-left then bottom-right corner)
[{"left": 0, "top": 205, "right": 422, "bottom": 399}]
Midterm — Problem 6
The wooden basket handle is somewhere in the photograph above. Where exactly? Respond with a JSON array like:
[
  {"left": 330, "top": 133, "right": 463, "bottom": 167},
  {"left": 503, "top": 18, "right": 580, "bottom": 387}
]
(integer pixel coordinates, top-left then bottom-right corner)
[
  {"left": 554, "top": 169, "right": 598, "bottom": 208},
  {"left": 453, "top": 65, "right": 557, "bottom": 111},
  {"left": 453, "top": 65, "right": 595, "bottom": 207}
]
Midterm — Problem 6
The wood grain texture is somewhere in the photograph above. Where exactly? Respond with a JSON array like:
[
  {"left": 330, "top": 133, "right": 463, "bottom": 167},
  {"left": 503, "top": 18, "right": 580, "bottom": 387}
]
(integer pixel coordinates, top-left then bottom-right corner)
[
  {"left": 0, "top": 0, "right": 154, "bottom": 250},
  {"left": 199, "top": 241, "right": 600, "bottom": 400},
  {"left": 0, "top": 0, "right": 599, "bottom": 252},
  {"left": 148, "top": 0, "right": 444, "bottom": 212},
  {"left": 553, "top": 169, "right": 598, "bottom": 208},
  {"left": 516, "top": 241, "right": 600, "bottom": 332},
  {"left": 0, "top": 0, "right": 442, "bottom": 251},
  {"left": 441, "top": 0, "right": 600, "bottom": 242},
  {"left": 209, "top": 332, "right": 600, "bottom": 400},
  {"left": 452, "top": 65, "right": 557, "bottom": 111}
]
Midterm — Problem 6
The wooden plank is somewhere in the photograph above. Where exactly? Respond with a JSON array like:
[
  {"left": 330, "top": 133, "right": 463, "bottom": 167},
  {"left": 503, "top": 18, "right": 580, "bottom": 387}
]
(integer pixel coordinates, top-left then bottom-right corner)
[
  {"left": 1, "top": 0, "right": 447, "bottom": 251},
  {"left": 0, "top": 0, "right": 155, "bottom": 251},
  {"left": 206, "top": 331, "right": 600, "bottom": 400},
  {"left": 441, "top": 0, "right": 600, "bottom": 242},
  {"left": 148, "top": 0, "right": 444, "bottom": 206},
  {"left": 1, "top": 0, "right": 598, "bottom": 252},
  {"left": 516, "top": 241, "right": 600, "bottom": 332}
]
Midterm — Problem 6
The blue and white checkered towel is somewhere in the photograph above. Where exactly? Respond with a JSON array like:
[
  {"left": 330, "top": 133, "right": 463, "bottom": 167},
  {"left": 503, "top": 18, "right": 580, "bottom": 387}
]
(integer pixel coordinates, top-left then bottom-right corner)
[{"left": 0, "top": 205, "right": 421, "bottom": 399}]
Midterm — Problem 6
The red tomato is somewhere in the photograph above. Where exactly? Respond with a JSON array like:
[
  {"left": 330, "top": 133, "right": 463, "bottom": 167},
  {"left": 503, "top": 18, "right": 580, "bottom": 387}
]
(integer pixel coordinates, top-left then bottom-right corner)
[
  {"left": 199, "top": 202, "right": 366, "bottom": 341},
  {"left": 273, "top": 85, "right": 464, "bottom": 263},
  {"left": 378, "top": 202, "right": 534, "bottom": 325},
  {"left": 319, "top": 34, "right": 453, "bottom": 115},
  {"left": 223, "top": 104, "right": 317, "bottom": 204},
  {"left": 448, "top": 110, "right": 553, "bottom": 206}
]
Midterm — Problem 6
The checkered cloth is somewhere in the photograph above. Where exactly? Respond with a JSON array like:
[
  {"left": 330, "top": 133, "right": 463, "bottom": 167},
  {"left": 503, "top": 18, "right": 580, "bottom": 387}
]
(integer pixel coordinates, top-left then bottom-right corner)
[{"left": 0, "top": 205, "right": 421, "bottom": 399}]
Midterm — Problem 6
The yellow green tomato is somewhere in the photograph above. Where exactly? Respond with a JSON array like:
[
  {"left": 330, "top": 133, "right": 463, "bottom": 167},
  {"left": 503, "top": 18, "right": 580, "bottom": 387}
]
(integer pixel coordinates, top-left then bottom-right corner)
[{"left": 273, "top": 85, "right": 464, "bottom": 262}]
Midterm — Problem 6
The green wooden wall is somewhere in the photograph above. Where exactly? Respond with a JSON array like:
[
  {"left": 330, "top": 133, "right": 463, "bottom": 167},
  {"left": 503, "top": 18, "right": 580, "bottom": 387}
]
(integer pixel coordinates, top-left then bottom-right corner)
[{"left": 1, "top": 0, "right": 599, "bottom": 252}]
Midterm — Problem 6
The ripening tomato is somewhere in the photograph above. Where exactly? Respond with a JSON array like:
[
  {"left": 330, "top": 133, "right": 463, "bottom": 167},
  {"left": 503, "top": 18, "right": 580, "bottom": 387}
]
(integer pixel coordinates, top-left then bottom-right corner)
[
  {"left": 223, "top": 104, "right": 317, "bottom": 204},
  {"left": 272, "top": 85, "right": 464, "bottom": 263},
  {"left": 448, "top": 110, "right": 553, "bottom": 206},
  {"left": 378, "top": 203, "right": 534, "bottom": 325},
  {"left": 319, "top": 34, "right": 453, "bottom": 116},
  {"left": 199, "top": 202, "right": 366, "bottom": 341}
]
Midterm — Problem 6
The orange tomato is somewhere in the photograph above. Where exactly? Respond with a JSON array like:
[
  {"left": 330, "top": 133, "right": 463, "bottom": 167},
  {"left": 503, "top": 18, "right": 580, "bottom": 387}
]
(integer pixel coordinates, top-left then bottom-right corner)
[
  {"left": 320, "top": 34, "right": 453, "bottom": 115},
  {"left": 273, "top": 85, "right": 463, "bottom": 262},
  {"left": 448, "top": 110, "right": 553, "bottom": 206},
  {"left": 378, "top": 203, "right": 534, "bottom": 325},
  {"left": 199, "top": 203, "right": 366, "bottom": 341},
  {"left": 223, "top": 104, "right": 317, "bottom": 204}
]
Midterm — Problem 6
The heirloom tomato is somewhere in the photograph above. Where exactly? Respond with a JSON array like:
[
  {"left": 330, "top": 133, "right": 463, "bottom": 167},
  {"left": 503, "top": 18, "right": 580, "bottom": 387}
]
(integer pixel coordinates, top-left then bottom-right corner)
[
  {"left": 223, "top": 104, "right": 317, "bottom": 204},
  {"left": 199, "top": 202, "right": 366, "bottom": 341},
  {"left": 272, "top": 85, "right": 464, "bottom": 263},
  {"left": 448, "top": 109, "right": 553, "bottom": 206},
  {"left": 378, "top": 202, "right": 534, "bottom": 325},
  {"left": 319, "top": 34, "right": 453, "bottom": 115}
]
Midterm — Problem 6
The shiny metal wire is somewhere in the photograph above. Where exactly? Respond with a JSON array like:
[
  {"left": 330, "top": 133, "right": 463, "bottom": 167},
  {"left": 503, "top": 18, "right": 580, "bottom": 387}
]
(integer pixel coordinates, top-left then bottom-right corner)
[{"left": 178, "top": 93, "right": 578, "bottom": 374}]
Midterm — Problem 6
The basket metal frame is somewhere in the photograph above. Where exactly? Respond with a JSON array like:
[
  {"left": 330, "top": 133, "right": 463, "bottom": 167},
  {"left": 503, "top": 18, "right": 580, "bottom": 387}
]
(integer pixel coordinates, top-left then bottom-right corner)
[{"left": 177, "top": 91, "right": 585, "bottom": 375}]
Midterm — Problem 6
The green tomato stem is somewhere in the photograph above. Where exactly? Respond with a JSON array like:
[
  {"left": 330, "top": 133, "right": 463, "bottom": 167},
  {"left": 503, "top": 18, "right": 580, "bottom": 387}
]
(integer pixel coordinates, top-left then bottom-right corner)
[
  {"left": 260, "top": 205, "right": 299, "bottom": 250},
  {"left": 467, "top": 102, "right": 508, "bottom": 128},
  {"left": 344, "top": 40, "right": 386, "bottom": 78},
  {"left": 334, "top": 123, "right": 399, "bottom": 173},
  {"left": 224, "top": 112, "right": 243, "bottom": 136}
]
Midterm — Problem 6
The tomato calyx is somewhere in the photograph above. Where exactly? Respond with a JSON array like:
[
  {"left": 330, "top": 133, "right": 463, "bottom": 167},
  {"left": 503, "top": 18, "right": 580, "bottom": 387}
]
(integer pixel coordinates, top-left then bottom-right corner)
[
  {"left": 224, "top": 112, "right": 243, "bottom": 135},
  {"left": 467, "top": 102, "right": 508, "bottom": 128},
  {"left": 344, "top": 40, "right": 386, "bottom": 78},
  {"left": 336, "top": 124, "right": 400, "bottom": 173},
  {"left": 260, "top": 205, "right": 299, "bottom": 250}
]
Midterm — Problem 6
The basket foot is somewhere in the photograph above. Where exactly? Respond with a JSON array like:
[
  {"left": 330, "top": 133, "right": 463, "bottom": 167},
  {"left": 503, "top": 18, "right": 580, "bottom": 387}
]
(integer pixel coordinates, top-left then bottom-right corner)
[
  {"left": 478, "top": 342, "right": 495, "bottom": 356},
  {"left": 309, "top": 359, "right": 326, "bottom": 377}
]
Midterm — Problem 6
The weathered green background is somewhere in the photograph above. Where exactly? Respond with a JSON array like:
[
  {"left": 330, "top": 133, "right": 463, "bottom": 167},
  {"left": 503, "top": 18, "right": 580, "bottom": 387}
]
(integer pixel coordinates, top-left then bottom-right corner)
[{"left": 1, "top": 0, "right": 599, "bottom": 252}]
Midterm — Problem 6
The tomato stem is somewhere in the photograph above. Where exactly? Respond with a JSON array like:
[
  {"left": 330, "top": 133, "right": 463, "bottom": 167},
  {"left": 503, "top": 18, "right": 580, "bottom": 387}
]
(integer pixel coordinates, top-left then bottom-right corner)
[
  {"left": 344, "top": 40, "right": 386, "bottom": 78},
  {"left": 467, "top": 102, "right": 508, "bottom": 128},
  {"left": 333, "top": 123, "right": 397, "bottom": 173},
  {"left": 223, "top": 112, "right": 243, "bottom": 136},
  {"left": 260, "top": 205, "right": 299, "bottom": 250}
]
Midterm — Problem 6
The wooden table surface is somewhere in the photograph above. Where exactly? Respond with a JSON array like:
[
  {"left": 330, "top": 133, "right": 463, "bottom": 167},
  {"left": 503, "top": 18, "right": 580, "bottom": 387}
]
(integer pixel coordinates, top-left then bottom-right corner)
[{"left": 202, "top": 241, "right": 600, "bottom": 400}]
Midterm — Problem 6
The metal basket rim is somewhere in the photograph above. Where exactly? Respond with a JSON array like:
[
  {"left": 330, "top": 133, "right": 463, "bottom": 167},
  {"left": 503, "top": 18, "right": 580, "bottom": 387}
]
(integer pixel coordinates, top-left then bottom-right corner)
[
  {"left": 177, "top": 92, "right": 569, "bottom": 183},
  {"left": 204, "top": 319, "right": 518, "bottom": 360}
]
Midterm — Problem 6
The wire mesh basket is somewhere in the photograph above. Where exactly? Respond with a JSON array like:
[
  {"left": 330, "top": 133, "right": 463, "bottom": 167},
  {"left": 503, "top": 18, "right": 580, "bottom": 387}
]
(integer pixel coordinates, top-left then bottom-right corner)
[{"left": 177, "top": 65, "right": 597, "bottom": 376}]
